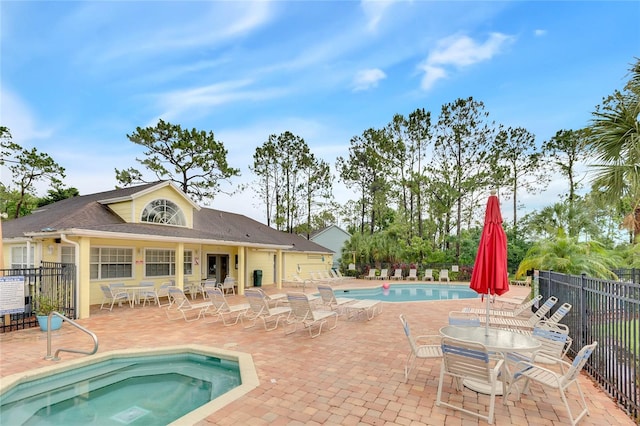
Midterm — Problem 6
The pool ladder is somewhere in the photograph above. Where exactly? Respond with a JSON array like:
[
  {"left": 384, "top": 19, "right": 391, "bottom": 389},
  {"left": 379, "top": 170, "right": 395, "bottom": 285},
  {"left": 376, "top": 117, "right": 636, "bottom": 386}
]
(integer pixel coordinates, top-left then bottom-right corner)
[{"left": 45, "top": 311, "right": 99, "bottom": 361}]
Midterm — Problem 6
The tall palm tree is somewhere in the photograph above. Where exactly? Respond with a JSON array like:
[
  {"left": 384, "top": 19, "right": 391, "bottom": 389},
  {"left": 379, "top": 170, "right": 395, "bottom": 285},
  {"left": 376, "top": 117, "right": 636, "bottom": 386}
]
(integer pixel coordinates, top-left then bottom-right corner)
[{"left": 589, "top": 58, "right": 640, "bottom": 243}]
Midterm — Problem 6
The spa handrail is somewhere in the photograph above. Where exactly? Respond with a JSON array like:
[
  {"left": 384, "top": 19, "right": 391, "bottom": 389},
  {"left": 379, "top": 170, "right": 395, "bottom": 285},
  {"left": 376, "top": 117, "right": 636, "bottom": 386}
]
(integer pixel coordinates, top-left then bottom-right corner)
[{"left": 45, "top": 311, "right": 99, "bottom": 361}]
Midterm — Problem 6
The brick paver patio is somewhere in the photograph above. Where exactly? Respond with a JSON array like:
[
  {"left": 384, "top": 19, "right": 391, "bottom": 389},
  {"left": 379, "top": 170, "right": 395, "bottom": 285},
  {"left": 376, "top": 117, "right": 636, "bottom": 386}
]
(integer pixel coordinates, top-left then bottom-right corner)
[{"left": 0, "top": 281, "right": 633, "bottom": 425}]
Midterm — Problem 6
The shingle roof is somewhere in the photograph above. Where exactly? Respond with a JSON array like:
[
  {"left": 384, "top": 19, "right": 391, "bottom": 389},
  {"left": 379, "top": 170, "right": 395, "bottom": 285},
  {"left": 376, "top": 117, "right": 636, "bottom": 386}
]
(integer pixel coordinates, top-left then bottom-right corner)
[{"left": 3, "top": 182, "right": 330, "bottom": 253}]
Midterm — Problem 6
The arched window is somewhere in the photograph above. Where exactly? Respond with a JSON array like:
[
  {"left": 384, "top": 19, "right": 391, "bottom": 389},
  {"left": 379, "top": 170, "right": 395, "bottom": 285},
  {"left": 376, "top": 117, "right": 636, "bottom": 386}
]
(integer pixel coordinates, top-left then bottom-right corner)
[{"left": 141, "top": 199, "right": 186, "bottom": 226}]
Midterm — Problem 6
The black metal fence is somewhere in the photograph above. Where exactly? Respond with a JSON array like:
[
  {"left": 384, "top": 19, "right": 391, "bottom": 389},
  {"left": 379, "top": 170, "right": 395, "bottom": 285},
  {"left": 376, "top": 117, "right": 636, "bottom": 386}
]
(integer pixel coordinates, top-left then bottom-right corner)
[
  {"left": 537, "top": 270, "right": 639, "bottom": 420},
  {"left": 0, "top": 262, "right": 76, "bottom": 333}
]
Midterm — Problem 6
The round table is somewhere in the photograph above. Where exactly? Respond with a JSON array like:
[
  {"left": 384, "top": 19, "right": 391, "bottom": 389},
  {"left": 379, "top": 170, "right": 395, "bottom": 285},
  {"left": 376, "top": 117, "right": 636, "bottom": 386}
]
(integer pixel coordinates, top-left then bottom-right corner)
[{"left": 439, "top": 325, "right": 542, "bottom": 395}]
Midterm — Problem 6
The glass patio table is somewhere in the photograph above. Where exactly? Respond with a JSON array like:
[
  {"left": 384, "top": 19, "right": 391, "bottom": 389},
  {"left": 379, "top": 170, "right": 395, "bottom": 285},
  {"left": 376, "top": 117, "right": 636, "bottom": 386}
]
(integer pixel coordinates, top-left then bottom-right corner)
[{"left": 439, "top": 325, "right": 541, "bottom": 395}]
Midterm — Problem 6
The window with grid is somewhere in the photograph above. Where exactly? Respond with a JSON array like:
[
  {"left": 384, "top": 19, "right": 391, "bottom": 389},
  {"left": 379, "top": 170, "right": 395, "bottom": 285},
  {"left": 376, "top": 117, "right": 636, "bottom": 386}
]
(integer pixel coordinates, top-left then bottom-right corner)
[
  {"left": 10, "top": 246, "right": 35, "bottom": 268},
  {"left": 61, "top": 246, "right": 75, "bottom": 264},
  {"left": 145, "top": 249, "right": 193, "bottom": 277},
  {"left": 141, "top": 199, "right": 186, "bottom": 226},
  {"left": 90, "top": 247, "right": 133, "bottom": 279}
]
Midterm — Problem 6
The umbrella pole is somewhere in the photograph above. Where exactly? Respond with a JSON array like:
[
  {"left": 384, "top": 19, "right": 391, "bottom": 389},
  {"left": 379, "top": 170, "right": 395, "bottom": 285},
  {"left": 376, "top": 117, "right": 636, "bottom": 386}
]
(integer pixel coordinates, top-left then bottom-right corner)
[{"left": 485, "top": 295, "right": 490, "bottom": 336}]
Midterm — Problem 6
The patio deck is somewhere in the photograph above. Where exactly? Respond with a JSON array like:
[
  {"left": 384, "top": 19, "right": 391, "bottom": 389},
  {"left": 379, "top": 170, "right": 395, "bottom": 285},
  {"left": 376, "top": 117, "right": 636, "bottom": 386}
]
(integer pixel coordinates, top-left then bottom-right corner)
[{"left": 0, "top": 281, "right": 633, "bottom": 425}]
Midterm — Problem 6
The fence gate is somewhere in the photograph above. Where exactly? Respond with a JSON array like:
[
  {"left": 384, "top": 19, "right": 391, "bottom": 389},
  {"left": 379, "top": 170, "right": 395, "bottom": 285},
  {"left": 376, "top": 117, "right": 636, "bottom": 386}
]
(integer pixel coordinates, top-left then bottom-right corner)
[{"left": 0, "top": 262, "right": 76, "bottom": 333}]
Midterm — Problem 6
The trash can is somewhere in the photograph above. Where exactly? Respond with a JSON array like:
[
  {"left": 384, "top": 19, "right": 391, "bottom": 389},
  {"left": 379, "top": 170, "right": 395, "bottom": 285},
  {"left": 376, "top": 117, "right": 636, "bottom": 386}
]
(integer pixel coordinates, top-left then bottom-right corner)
[{"left": 253, "top": 270, "right": 262, "bottom": 287}]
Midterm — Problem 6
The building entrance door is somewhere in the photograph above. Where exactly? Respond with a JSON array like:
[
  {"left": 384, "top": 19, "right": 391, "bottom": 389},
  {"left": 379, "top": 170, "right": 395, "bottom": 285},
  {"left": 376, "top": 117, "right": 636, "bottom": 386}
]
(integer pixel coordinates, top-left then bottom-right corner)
[{"left": 207, "top": 254, "right": 229, "bottom": 283}]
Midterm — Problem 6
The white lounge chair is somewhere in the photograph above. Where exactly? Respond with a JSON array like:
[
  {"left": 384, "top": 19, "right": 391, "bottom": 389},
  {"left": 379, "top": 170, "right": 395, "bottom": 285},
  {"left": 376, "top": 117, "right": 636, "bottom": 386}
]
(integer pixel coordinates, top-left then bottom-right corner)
[
  {"left": 399, "top": 314, "right": 442, "bottom": 382},
  {"left": 463, "top": 294, "right": 543, "bottom": 318},
  {"left": 436, "top": 337, "right": 504, "bottom": 424},
  {"left": 448, "top": 311, "right": 480, "bottom": 327},
  {"left": 165, "top": 287, "right": 212, "bottom": 322},
  {"left": 365, "top": 269, "right": 377, "bottom": 280},
  {"left": 391, "top": 269, "right": 403, "bottom": 280},
  {"left": 99, "top": 284, "right": 130, "bottom": 311},
  {"left": 316, "top": 283, "right": 356, "bottom": 314},
  {"left": 254, "top": 287, "right": 288, "bottom": 308},
  {"left": 480, "top": 296, "right": 558, "bottom": 328},
  {"left": 439, "top": 269, "right": 450, "bottom": 282},
  {"left": 205, "top": 287, "right": 249, "bottom": 326},
  {"left": 505, "top": 342, "right": 598, "bottom": 426},
  {"left": 345, "top": 299, "right": 382, "bottom": 321},
  {"left": 285, "top": 292, "right": 338, "bottom": 338},
  {"left": 287, "top": 274, "right": 311, "bottom": 291},
  {"left": 243, "top": 288, "right": 292, "bottom": 331},
  {"left": 423, "top": 269, "right": 434, "bottom": 281},
  {"left": 407, "top": 268, "right": 418, "bottom": 281},
  {"left": 378, "top": 268, "right": 389, "bottom": 280}
]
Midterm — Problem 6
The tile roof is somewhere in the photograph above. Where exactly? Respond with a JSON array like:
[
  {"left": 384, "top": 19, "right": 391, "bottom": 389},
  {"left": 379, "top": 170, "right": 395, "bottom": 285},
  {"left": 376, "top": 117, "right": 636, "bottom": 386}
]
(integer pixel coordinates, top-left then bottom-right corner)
[{"left": 3, "top": 182, "right": 330, "bottom": 253}]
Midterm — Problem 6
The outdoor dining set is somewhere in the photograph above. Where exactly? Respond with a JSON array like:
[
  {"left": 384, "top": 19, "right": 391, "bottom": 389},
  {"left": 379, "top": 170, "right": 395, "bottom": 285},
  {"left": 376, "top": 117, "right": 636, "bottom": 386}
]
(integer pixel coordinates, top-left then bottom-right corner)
[{"left": 401, "top": 293, "right": 597, "bottom": 425}]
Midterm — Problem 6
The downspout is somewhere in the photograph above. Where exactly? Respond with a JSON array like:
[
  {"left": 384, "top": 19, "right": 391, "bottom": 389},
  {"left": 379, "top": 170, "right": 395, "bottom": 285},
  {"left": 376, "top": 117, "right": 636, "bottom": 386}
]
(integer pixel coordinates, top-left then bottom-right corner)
[{"left": 60, "top": 234, "right": 80, "bottom": 319}]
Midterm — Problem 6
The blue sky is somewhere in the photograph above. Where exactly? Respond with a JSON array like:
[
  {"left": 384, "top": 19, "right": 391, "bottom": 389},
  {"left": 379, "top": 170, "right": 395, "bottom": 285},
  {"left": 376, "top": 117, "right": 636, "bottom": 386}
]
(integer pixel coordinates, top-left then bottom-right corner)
[{"left": 1, "top": 1, "right": 639, "bottom": 224}]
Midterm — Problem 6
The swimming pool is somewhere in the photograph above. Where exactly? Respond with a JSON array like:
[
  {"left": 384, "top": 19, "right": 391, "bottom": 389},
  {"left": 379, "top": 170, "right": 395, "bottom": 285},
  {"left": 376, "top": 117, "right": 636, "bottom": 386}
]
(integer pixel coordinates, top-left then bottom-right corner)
[
  {"left": 0, "top": 345, "right": 259, "bottom": 425},
  {"left": 332, "top": 284, "right": 477, "bottom": 302}
]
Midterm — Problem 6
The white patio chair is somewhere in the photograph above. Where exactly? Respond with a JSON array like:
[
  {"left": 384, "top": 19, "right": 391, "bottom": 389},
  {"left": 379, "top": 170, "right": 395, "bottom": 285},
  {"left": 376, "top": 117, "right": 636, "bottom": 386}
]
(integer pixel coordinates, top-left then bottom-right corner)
[
  {"left": 407, "top": 268, "right": 418, "bottom": 281},
  {"left": 505, "top": 341, "right": 598, "bottom": 426},
  {"left": 156, "top": 281, "right": 173, "bottom": 307},
  {"left": 316, "top": 283, "right": 356, "bottom": 315},
  {"left": 439, "top": 269, "right": 450, "bottom": 282},
  {"left": 378, "top": 268, "right": 389, "bottom": 280},
  {"left": 254, "top": 287, "right": 288, "bottom": 308},
  {"left": 205, "top": 287, "right": 249, "bottom": 326},
  {"left": 99, "top": 284, "right": 130, "bottom": 311},
  {"left": 365, "top": 269, "right": 377, "bottom": 280},
  {"left": 242, "top": 288, "right": 292, "bottom": 331},
  {"left": 399, "top": 314, "right": 442, "bottom": 382},
  {"left": 391, "top": 269, "right": 403, "bottom": 280},
  {"left": 220, "top": 276, "right": 236, "bottom": 295},
  {"left": 138, "top": 281, "right": 160, "bottom": 307},
  {"left": 423, "top": 269, "right": 434, "bottom": 281},
  {"left": 285, "top": 292, "right": 338, "bottom": 338},
  {"left": 482, "top": 296, "right": 558, "bottom": 329},
  {"left": 165, "top": 287, "right": 212, "bottom": 322},
  {"left": 463, "top": 294, "right": 543, "bottom": 318},
  {"left": 436, "top": 337, "right": 504, "bottom": 424}
]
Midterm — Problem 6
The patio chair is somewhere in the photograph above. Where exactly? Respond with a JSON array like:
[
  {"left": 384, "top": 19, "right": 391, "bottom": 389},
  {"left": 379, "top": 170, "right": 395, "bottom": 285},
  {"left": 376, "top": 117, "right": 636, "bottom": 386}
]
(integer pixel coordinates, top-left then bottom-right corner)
[
  {"left": 510, "top": 276, "right": 532, "bottom": 286},
  {"left": 156, "top": 281, "right": 173, "bottom": 307},
  {"left": 183, "top": 278, "right": 202, "bottom": 300},
  {"left": 242, "top": 288, "right": 292, "bottom": 331},
  {"left": 285, "top": 292, "right": 338, "bottom": 338},
  {"left": 505, "top": 341, "right": 598, "bottom": 426},
  {"left": 391, "top": 269, "right": 403, "bottom": 280},
  {"left": 399, "top": 314, "right": 442, "bottom": 382},
  {"left": 254, "top": 287, "right": 288, "bottom": 308},
  {"left": 439, "top": 269, "right": 450, "bottom": 282},
  {"left": 407, "top": 268, "right": 418, "bottom": 281},
  {"left": 165, "top": 287, "right": 212, "bottom": 322},
  {"left": 287, "top": 274, "right": 311, "bottom": 291},
  {"left": 365, "top": 269, "right": 377, "bottom": 280},
  {"left": 202, "top": 279, "right": 217, "bottom": 294},
  {"left": 378, "top": 268, "right": 389, "bottom": 280},
  {"left": 463, "top": 294, "right": 543, "bottom": 318},
  {"left": 100, "top": 284, "right": 130, "bottom": 311},
  {"left": 220, "top": 276, "right": 236, "bottom": 295},
  {"left": 138, "top": 281, "right": 160, "bottom": 307},
  {"left": 423, "top": 269, "right": 434, "bottom": 281},
  {"left": 436, "top": 337, "right": 504, "bottom": 424},
  {"left": 316, "top": 283, "right": 356, "bottom": 314},
  {"left": 448, "top": 311, "right": 480, "bottom": 326},
  {"left": 345, "top": 299, "right": 382, "bottom": 321},
  {"left": 205, "top": 287, "right": 249, "bottom": 326}
]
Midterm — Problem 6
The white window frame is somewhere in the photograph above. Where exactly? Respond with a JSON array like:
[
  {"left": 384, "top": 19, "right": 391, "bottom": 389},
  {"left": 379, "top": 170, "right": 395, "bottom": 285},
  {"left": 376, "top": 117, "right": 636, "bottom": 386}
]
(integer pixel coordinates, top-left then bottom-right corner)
[
  {"left": 90, "top": 247, "right": 134, "bottom": 280},
  {"left": 144, "top": 249, "right": 193, "bottom": 277},
  {"left": 140, "top": 199, "right": 186, "bottom": 226},
  {"left": 10, "top": 246, "right": 35, "bottom": 268}
]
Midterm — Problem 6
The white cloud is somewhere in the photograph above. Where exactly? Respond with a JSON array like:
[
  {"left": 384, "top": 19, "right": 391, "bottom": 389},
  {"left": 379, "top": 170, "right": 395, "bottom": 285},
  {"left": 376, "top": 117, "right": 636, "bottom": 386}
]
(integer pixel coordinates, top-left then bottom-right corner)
[
  {"left": 360, "top": 0, "right": 397, "bottom": 31},
  {"left": 352, "top": 68, "right": 387, "bottom": 91},
  {"left": 419, "top": 32, "right": 515, "bottom": 90},
  {"left": 0, "top": 87, "right": 54, "bottom": 143},
  {"left": 534, "top": 29, "right": 547, "bottom": 37}
]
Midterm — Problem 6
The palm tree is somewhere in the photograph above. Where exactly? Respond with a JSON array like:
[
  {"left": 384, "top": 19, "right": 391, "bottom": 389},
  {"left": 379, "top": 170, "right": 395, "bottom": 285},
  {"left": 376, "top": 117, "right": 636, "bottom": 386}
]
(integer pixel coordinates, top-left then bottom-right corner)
[
  {"left": 588, "top": 58, "right": 640, "bottom": 243},
  {"left": 516, "top": 230, "right": 619, "bottom": 279}
]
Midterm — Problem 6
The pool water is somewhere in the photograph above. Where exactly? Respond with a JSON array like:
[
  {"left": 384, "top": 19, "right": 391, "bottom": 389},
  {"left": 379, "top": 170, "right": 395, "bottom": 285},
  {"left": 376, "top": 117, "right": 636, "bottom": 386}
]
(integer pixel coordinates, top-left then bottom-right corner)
[
  {"left": 332, "top": 284, "right": 477, "bottom": 302},
  {"left": 0, "top": 352, "right": 241, "bottom": 425}
]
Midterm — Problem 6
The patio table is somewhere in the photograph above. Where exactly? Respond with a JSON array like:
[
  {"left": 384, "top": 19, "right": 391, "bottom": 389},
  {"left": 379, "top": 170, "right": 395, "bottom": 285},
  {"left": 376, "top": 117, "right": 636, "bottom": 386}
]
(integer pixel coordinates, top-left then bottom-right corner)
[
  {"left": 439, "top": 325, "right": 541, "bottom": 395},
  {"left": 123, "top": 286, "right": 156, "bottom": 307}
]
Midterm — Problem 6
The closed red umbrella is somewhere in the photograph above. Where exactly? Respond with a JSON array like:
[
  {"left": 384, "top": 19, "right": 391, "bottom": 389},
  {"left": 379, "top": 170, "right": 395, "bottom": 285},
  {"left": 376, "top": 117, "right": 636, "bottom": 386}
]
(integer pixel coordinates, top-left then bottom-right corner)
[{"left": 469, "top": 192, "right": 509, "bottom": 334}]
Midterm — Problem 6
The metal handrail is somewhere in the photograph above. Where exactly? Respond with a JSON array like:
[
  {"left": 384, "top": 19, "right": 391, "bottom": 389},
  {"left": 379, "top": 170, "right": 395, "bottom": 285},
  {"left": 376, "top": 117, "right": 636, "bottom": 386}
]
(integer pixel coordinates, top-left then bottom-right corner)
[{"left": 45, "top": 311, "right": 98, "bottom": 361}]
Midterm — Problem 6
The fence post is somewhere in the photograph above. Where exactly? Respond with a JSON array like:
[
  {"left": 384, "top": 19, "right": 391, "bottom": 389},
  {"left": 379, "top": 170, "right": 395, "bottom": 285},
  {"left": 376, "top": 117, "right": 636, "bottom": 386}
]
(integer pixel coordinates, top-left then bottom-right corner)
[{"left": 580, "top": 272, "right": 587, "bottom": 350}]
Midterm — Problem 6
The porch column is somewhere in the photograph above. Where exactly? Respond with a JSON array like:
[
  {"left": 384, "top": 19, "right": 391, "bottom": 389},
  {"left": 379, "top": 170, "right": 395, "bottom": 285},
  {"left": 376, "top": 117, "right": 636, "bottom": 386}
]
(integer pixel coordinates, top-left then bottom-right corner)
[
  {"left": 77, "top": 237, "right": 91, "bottom": 319},
  {"left": 237, "top": 246, "right": 246, "bottom": 295},
  {"left": 276, "top": 249, "right": 283, "bottom": 290},
  {"left": 176, "top": 242, "right": 184, "bottom": 288}
]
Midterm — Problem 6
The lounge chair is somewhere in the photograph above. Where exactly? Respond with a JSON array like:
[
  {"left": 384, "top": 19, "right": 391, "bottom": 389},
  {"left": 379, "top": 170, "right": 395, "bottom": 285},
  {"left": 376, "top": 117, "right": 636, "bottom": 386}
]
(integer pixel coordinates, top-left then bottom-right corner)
[
  {"left": 254, "top": 287, "right": 288, "bottom": 308},
  {"left": 285, "top": 292, "right": 338, "bottom": 338},
  {"left": 407, "top": 268, "right": 418, "bottom": 281},
  {"left": 510, "top": 276, "right": 532, "bottom": 287},
  {"left": 439, "top": 269, "right": 450, "bottom": 282},
  {"left": 220, "top": 276, "right": 236, "bottom": 295},
  {"left": 378, "top": 268, "right": 389, "bottom": 280},
  {"left": 463, "top": 294, "right": 543, "bottom": 318},
  {"left": 481, "top": 297, "right": 560, "bottom": 329},
  {"left": 243, "top": 288, "right": 292, "bottom": 331},
  {"left": 365, "top": 269, "right": 377, "bottom": 280},
  {"left": 316, "top": 283, "right": 356, "bottom": 314},
  {"left": 399, "top": 314, "right": 442, "bottom": 382},
  {"left": 436, "top": 337, "right": 503, "bottom": 424},
  {"left": 345, "top": 299, "right": 382, "bottom": 321},
  {"left": 165, "top": 287, "right": 212, "bottom": 322},
  {"left": 423, "top": 269, "right": 434, "bottom": 281},
  {"left": 505, "top": 341, "right": 598, "bottom": 426},
  {"left": 99, "top": 284, "right": 130, "bottom": 311},
  {"left": 391, "top": 269, "right": 403, "bottom": 280},
  {"left": 448, "top": 311, "right": 480, "bottom": 326},
  {"left": 205, "top": 287, "right": 249, "bottom": 326},
  {"left": 287, "top": 274, "right": 311, "bottom": 291}
]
